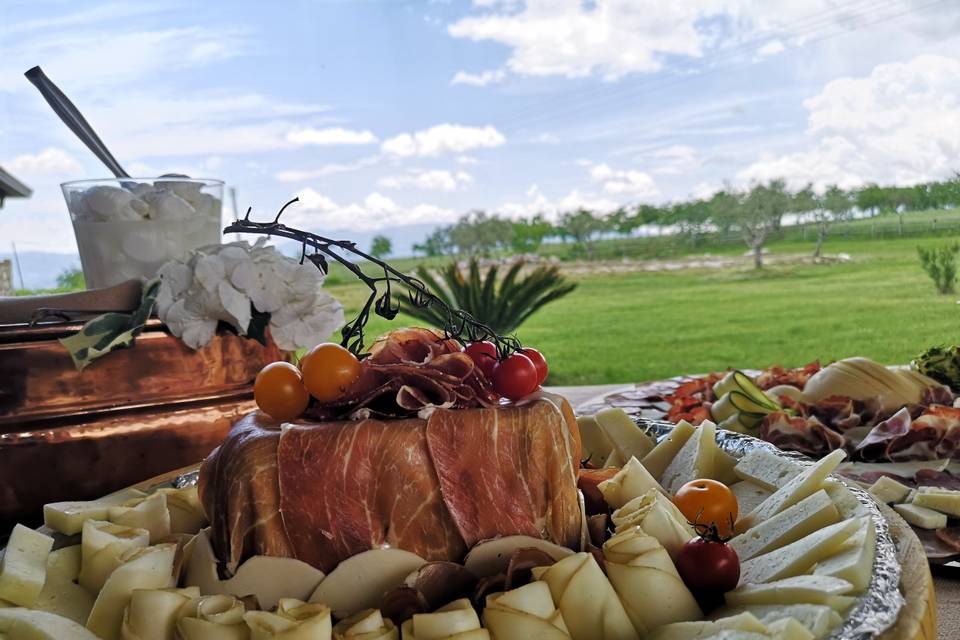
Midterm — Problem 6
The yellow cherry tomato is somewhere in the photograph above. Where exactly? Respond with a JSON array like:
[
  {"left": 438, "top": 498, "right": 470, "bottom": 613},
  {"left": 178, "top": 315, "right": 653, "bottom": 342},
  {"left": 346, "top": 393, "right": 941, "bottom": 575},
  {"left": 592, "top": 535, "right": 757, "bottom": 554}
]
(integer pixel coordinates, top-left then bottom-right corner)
[
  {"left": 300, "top": 342, "right": 362, "bottom": 403},
  {"left": 673, "top": 478, "right": 738, "bottom": 537},
  {"left": 254, "top": 361, "right": 309, "bottom": 421}
]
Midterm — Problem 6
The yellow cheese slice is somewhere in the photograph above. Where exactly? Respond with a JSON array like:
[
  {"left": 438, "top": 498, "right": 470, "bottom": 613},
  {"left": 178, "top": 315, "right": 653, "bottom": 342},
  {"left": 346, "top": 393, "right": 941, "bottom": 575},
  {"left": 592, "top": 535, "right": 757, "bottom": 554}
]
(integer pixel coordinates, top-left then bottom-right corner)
[
  {"left": 0, "top": 608, "right": 100, "bottom": 640},
  {"left": 32, "top": 546, "right": 94, "bottom": 625},
  {"left": 0, "top": 525, "right": 54, "bottom": 607},
  {"left": 736, "top": 449, "right": 846, "bottom": 533},
  {"left": 729, "top": 482, "right": 773, "bottom": 517},
  {"left": 822, "top": 480, "right": 869, "bottom": 519},
  {"left": 733, "top": 450, "right": 802, "bottom": 492},
  {"left": 728, "top": 490, "right": 840, "bottom": 561},
  {"left": 661, "top": 421, "right": 717, "bottom": 494},
  {"left": 714, "top": 605, "right": 841, "bottom": 640},
  {"left": 42, "top": 490, "right": 147, "bottom": 536},
  {"left": 599, "top": 457, "right": 667, "bottom": 508},
  {"left": 648, "top": 612, "right": 768, "bottom": 640},
  {"left": 894, "top": 503, "right": 947, "bottom": 529},
  {"left": 595, "top": 409, "right": 655, "bottom": 462},
  {"left": 642, "top": 420, "right": 696, "bottom": 481},
  {"left": 577, "top": 416, "right": 615, "bottom": 467},
  {"left": 766, "top": 617, "right": 815, "bottom": 640},
  {"left": 911, "top": 487, "right": 960, "bottom": 517},
  {"left": 724, "top": 575, "right": 855, "bottom": 611},
  {"left": 813, "top": 518, "right": 877, "bottom": 593},
  {"left": 867, "top": 476, "right": 911, "bottom": 504},
  {"left": 739, "top": 517, "right": 862, "bottom": 584}
]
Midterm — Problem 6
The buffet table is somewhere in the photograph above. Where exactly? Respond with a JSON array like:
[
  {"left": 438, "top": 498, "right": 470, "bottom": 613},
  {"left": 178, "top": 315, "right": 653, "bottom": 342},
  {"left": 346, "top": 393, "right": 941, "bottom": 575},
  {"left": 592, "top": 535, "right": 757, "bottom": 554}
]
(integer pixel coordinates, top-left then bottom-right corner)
[{"left": 553, "top": 384, "right": 958, "bottom": 640}]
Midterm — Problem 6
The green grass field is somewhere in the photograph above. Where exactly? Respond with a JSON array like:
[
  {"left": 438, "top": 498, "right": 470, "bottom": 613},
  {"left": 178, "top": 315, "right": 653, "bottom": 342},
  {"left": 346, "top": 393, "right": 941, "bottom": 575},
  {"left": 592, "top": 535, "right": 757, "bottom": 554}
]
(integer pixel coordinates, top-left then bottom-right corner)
[{"left": 327, "top": 233, "right": 960, "bottom": 385}]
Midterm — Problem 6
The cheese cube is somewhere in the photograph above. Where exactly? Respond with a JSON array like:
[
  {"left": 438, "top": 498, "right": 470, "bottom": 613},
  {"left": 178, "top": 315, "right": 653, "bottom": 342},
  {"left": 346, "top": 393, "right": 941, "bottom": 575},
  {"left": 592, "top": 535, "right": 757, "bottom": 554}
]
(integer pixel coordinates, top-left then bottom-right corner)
[
  {"left": 734, "top": 450, "right": 802, "bottom": 492},
  {"left": 911, "top": 487, "right": 960, "bottom": 517},
  {"left": 867, "top": 476, "right": 911, "bottom": 504},
  {"left": 813, "top": 518, "right": 877, "bottom": 592},
  {"left": 595, "top": 409, "right": 655, "bottom": 461},
  {"left": 717, "top": 605, "right": 841, "bottom": 640},
  {"left": 894, "top": 503, "right": 947, "bottom": 529},
  {"left": 642, "top": 420, "right": 696, "bottom": 481},
  {"left": 0, "top": 525, "right": 54, "bottom": 607},
  {"left": 766, "top": 618, "right": 814, "bottom": 640},
  {"left": 661, "top": 421, "right": 717, "bottom": 494},
  {"left": 739, "top": 518, "right": 862, "bottom": 584},
  {"left": 724, "top": 575, "right": 855, "bottom": 612},
  {"left": 648, "top": 612, "right": 768, "bottom": 640},
  {"left": 736, "top": 449, "right": 846, "bottom": 533},
  {"left": 729, "top": 490, "right": 840, "bottom": 561},
  {"left": 729, "top": 482, "right": 773, "bottom": 517}
]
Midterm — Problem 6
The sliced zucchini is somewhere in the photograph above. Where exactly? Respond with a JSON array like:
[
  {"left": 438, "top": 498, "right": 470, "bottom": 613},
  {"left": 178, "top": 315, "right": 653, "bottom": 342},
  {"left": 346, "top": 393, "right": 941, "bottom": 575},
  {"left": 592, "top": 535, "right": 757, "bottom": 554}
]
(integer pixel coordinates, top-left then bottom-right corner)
[
  {"left": 713, "top": 371, "right": 741, "bottom": 399},
  {"left": 729, "top": 391, "right": 778, "bottom": 416}
]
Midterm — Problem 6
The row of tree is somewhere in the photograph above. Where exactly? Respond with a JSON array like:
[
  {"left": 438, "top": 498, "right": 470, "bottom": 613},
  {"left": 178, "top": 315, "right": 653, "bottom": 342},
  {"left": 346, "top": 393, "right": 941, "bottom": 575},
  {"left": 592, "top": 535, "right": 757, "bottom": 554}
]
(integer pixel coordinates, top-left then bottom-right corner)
[{"left": 413, "top": 176, "right": 960, "bottom": 268}]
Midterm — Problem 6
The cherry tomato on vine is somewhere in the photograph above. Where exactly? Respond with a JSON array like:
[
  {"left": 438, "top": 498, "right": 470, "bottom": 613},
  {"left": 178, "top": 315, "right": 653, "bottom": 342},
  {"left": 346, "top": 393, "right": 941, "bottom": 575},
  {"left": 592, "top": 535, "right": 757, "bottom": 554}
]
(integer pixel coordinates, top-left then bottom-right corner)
[
  {"left": 464, "top": 341, "right": 499, "bottom": 379},
  {"left": 673, "top": 479, "right": 738, "bottom": 537},
  {"left": 254, "top": 361, "right": 310, "bottom": 421},
  {"left": 520, "top": 347, "right": 548, "bottom": 385},
  {"left": 493, "top": 352, "right": 540, "bottom": 400},
  {"left": 675, "top": 537, "right": 740, "bottom": 593},
  {"left": 300, "top": 342, "right": 362, "bottom": 403}
]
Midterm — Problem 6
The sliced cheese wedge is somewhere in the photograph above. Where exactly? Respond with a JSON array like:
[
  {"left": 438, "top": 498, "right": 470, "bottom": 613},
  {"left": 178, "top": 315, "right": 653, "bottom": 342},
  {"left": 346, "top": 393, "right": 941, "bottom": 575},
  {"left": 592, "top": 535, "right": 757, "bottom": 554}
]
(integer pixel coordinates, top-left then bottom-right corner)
[
  {"left": 0, "top": 608, "right": 100, "bottom": 640},
  {"left": 578, "top": 416, "right": 615, "bottom": 467},
  {"left": 733, "top": 450, "right": 801, "bottom": 492},
  {"left": 599, "top": 457, "right": 666, "bottom": 508},
  {"left": 728, "top": 490, "right": 840, "bottom": 561},
  {"left": 766, "top": 617, "right": 815, "bottom": 640},
  {"left": 867, "top": 476, "right": 911, "bottom": 505},
  {"left": 736, "top": 449, "right": 846, "bottom": 533},
  {"left": 729, "top": 482, "right": 773, "bottom": 517},
  {"left": 813, "top": 518, "right": 876, "bottom": 593},
  {"left": 911, "top": 487, "right": 960, "bottom": 517},
  {"left": 713, "top": 449, "right": 741, "bottom": 486},
  {"left": 642, "top": 420, "right": 696, "bottom": 481},
  {"left": 724, "top": 575, "right": 855, "bottom": 612},
  {"left": 715, "top": 605, "right": 842, "bottom": 640},
  {"left": 595, "top": 409, "right": 655, "bottom": 462},
  {"left": 32, "top": 546, "right": 94, "bottom": 625},
  {"left": 661, "top": 421, "right": 717, "bottom": 494},
  {"left": 42, "top": 489, "right": 147, "bottom": 536},
  {"left": 648, "top": 612, "right": 768, "bottom": 640},
  {"left": 0, "top": 525, "right": 54, "bottom": 607},
  {"left": 822, "top": 480, "right": 869, "bottom": 519},
  {"left": 739, "top": 517, "right": 862, "bottom": 584},
  {"left": 894, "top": 503, "right": 947, "bottom": 529}
]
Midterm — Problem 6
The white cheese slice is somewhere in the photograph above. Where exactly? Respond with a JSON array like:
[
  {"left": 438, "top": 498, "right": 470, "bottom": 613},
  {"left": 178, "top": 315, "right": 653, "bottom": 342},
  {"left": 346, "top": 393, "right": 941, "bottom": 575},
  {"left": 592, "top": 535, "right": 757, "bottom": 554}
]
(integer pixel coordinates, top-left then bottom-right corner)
[
  {"left": 599, "top": 456, "right": 667, "bottom": 508},
  {"left": 736, "top": 450, "right": 846, "bottom": 533},
  {"left": 107, "top": 492, "right": 171, "bottom": 544},
  {"left": 739, "top": 518, "right": 862, "bottom": 584},
  {"left": 716, "top": 605, "right": 841, "bottom": 640},
  {"left": 661, "top": 421, "right": 718, "bottom": 494},
  {"left": 766, "top": 618, "right": 814, "bottom": 640},
  {"left": 724, "top": 575, "right": 855, "bottom": 611},
  {"left": 729, "top": 482, "right": 773, "bottom": 517},
  {"left": 642, "top": 420, "right": 697, "bottom": 481},
  {"left": 713, "top": 449, "right": 741, "bottom": 486},
  {"left": 648, "top": 612, "right": 768, "bottom": 640},
  {"left": 894, "top": 503, "right": 948, "bottom": 529},
  {"left": 32, "top": 546, "right": 94, "bottom": 625},
  {"left": 822, "top": 480, "right": 869, "bottom": 519},
  {"left": 0, "top": 608, "right": 100, "bottom": 640},
  {"left": 595, "top": 409, "right": 655, "bottom": 461},
  {"left": 813, "top": 518, "right": 877, "bottom": 592},
  {"left": 911, "top": 487, "right": 960, "bottom": 517},
  {"left": 577, "top": 416, "right": 615, "bottom": 466},
  {"left": 839, "top": 459, "right": 950, "bottom": 476},
  {"left": 867, "top": 476, "right": 912, "bottom": 504},
  {"left": 700, "top": 631, "right": 770, "bottom": 640},
  {"left": 729, "top": 490, "right": 840, "bottom": 561},
  {"left": 734, "top": 450, "right": 802, "bottom": 492},
  {"left": 42, "top": 490, "right": 148, "bottom": 536},
  {"left": 0, "top": 525, "right": 54, "bottom": 607}
]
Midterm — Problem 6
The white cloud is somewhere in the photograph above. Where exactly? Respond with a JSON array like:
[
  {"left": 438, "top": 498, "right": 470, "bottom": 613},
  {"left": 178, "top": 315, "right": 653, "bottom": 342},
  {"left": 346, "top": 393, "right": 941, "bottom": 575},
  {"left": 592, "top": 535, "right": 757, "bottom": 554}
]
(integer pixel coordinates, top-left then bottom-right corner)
[
  {"left": 531, "top": 132, "right": 560, "bottom": 144},
  {"left": 286, "top": 127, "right": 378, "bottom": 146},
  {"left": 274, "top": 156, "right": 381, "bottom": 183},
  {"left": 496, "top": 184, "right": 619, "bottom": 220},
  {"left": 290, "top": 188, "right": 457, "bottom": 231},
  {"left": 451, "top": 69, "right": 507, "bottom": 86},
  {"left": 587, "top": 163, "right": 659, "bottom": 197},
  {"left": 381, "top": 124, "right": 505, "bottom": 157},
  {"left": 456, "top": 155, "right": 479, "bottom": 165},
  {"left": 379, "top": 169, "right": 473, "bottom": 192},
  {"left": 738, "top": 54, "right": 960, "bottom": 189},
  {"left": 756, "top": 39, "right": 785, "bottom": 59},
  {"left": 6, "top": 148, "right": 82, "bottom": 176}
]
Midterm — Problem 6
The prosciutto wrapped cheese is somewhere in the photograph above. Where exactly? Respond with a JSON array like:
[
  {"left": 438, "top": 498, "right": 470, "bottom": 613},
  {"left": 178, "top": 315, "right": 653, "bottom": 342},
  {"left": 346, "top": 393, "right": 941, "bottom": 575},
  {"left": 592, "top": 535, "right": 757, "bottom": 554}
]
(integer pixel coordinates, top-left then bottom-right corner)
[
  {"left": 603, "top": 527, "right": 701, "bottom": 632},
  {"left": 244, "top": 598, "right": 332, "bottom": 639},
  {"left": 532, "top": 552, "right": 639, "bottom": 640},
  {"left": 400, "top": 599, "right": 489, "bottom": 639},
  {"left": 610, "top": 490, "right": 694, "bottom": 560},
  {"left": 176, "top": 594, "right": 249, "bottom": 640},
  {"left": 200, "top": 398, "right": 582, "bottom": 573},
  {"left": 120, "top": 586, "right": 200, "bottom": 640},
  {"left": 333, "top": 609, "right": 397, "bottom": 640},
  {"left": 483, "top": 581, "right": 571, "bottom": 640}
]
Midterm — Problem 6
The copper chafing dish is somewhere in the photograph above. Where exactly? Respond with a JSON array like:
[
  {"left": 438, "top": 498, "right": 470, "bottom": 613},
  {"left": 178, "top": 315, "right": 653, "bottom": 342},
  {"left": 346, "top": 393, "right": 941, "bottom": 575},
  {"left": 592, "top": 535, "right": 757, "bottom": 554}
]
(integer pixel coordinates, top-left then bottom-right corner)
[{"left": 0, "top": 312, "right": 280, "bottom": 528}]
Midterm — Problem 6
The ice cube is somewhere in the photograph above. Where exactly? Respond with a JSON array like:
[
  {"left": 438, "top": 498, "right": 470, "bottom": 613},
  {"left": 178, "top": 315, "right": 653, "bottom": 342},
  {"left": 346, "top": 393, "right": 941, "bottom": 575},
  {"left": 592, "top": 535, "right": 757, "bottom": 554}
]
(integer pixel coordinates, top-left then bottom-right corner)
[
  {"left": 142, "top": 189, "right": 195, "bottom": 221},
  {"left": 82, "top": 186, "right": 144, "bottom": 221}
]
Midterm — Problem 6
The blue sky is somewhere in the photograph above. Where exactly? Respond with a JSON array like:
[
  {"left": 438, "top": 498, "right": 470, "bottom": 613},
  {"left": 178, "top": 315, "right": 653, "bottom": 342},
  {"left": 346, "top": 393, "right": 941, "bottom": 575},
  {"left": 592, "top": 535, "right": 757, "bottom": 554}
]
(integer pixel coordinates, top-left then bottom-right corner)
[{"left": 2, "top": 0, "right": 960, "bottom": 286}]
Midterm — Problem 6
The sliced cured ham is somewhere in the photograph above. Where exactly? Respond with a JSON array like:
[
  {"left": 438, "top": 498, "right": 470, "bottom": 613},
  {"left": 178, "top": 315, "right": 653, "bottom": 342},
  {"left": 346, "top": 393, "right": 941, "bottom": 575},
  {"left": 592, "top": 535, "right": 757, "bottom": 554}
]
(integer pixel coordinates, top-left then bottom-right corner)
[
  {"left": 760, "top": 412, "right": 844, "bottom": 458},
  {"left": 200, "top": 398, "right": 582, "bottom": 574}
]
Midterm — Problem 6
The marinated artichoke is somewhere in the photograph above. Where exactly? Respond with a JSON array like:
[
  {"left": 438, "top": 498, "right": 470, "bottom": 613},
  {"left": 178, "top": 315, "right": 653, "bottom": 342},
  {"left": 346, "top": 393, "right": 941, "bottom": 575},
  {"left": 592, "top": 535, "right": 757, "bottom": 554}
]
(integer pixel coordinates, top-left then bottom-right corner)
[{"left": 913, "top": 345, "right": 960, "bottom": 392}]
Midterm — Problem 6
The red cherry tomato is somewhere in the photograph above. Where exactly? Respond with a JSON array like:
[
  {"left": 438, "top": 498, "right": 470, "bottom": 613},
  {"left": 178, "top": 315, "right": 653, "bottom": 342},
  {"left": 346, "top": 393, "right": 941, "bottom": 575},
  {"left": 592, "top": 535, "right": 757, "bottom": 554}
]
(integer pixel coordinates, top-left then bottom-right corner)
[
  {"left": 520, "top": 347, "right": 548, "bottom": 385},
  {"left": 675, "top": 537, "right": 740, "bottom": 592},
  {"left": 492, "top": 352, "right": 539, "bottom": 400},
  {"left": 464, "top": 341, "right": 499, "bottom": 378},
  {"left": 673, "top": 479, "right": 738, "bottom": 537},
  {"left": 254, "top": 361, "right": 310, "bottom": 421}
]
